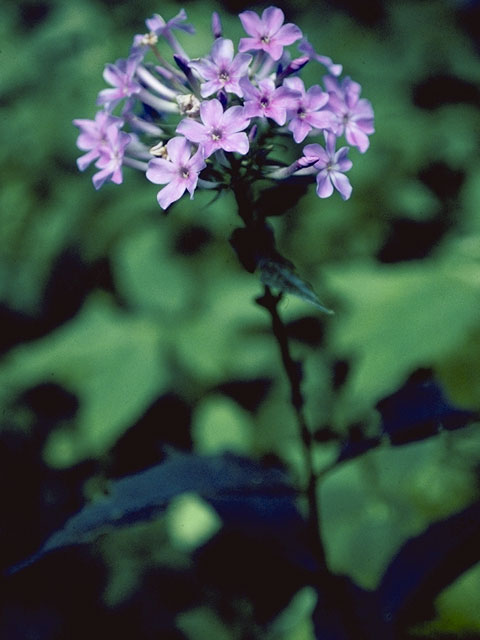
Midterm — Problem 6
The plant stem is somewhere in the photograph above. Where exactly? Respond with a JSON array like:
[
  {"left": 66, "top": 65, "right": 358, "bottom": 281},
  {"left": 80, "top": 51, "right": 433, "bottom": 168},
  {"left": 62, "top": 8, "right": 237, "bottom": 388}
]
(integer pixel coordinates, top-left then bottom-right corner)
[{"left": 256, "top": 286, "right": 328, "bottom": 572}]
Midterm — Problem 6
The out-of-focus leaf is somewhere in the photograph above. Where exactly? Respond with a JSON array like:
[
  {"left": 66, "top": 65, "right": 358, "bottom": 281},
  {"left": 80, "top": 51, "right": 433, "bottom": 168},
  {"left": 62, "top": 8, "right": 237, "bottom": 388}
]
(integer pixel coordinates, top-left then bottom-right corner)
[
  {"left": 377, "top": 500, "right": 480, "bottom": 628},
  {"left": 325, "top": 256, "right": 480, "bottom": 421},
  {"left": 377, "top": 376, "right": 478, "bottom": 445},
  {"left": 7, "top": 453, "right": 296, "bottom": 574},
  {"left": 192, "top": 394, "right": 254, "bottom": 455},
  {"left": 259, "top": 258, "right": 334, "bottom": 314},
  {"left": 112, "top": 223, "right": 195, "bottom": 317},
  {"left": 0, "top": 295, "right": 167, "bottom": 467}
]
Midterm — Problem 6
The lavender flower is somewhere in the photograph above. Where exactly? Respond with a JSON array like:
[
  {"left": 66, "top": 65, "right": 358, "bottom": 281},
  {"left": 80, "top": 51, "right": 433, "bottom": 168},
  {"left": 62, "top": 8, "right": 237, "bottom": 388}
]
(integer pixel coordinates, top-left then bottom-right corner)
[
  {"left": 240, "top": 77, "right": 299, "bottom": 126},
  {"left": 238, "top": 7, "right": 302, "bottom": 61},
  {"left": 97, "top": 56, "right": 142, "bottom": 112},
  {"left": 190, "top": 39, "right": 252, "bottom": 98},
  {"left": 177, "top": 99, "right": 250, "bottom": 158},
  {"left": 300, "top": 132, "right": 353, "bottom": 200},
  {"left": 73, "top": 111, "right": 124, "bottom": 171},
  {"left": 146, "top": 136, "right": 205, "bottom": 209},
  {"left": 325, "top": 76, "right": 375, "bottom": 153},
  {"left": 91, "top": 126, "right": 132, "bottom": 190},
  {"left": 75, "top": 6, "right": 373, "bottom": 208},
  {"left": 284, "top": 77, "right": 336, "bottom": 143}
]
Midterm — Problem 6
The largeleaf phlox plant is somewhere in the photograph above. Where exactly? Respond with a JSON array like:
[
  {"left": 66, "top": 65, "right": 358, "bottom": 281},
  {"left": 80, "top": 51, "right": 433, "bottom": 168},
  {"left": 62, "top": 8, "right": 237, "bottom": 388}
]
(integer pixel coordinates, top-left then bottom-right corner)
[{"left": 74, "top": 7, "right": 374, "bottom": 210}]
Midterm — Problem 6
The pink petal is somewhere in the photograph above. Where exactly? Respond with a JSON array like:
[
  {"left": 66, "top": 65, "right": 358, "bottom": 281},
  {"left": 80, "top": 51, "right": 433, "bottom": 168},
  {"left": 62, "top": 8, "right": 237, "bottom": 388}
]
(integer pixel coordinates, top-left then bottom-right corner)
[
  {"left": 176, "top": 119, "right": 206, "bottom": 143},
  {"left": 239, "top": 11, "right": 263, "bottom": 37},
  {"left": 211, "top": 38, "right": 234, "bottom": 66},
  {"left": 221, "top": 132, "right": 249, "bottom": 154},
  {"left": 146, "top": 158, "right": 177, "bottom": 184},
  {"left": 330, "top": 171, "right": 352, "bottom": 200},
  {"left": 166, "top": 136, "right": 191, "bottom": 165},
  {"left": 157, "top": 179, "right": 186, "bottom": 209},
  {"left": 221, "top": 105, "right": 249, "bottom": 133},
  {"left": 315, "top": 172, "right": 334, "bottom": 198},
  {"left": 200, "top": 99, "right": 224, "bottom": 126},
  {"left": 262, "top": 7, "right": 285, "bottom": 34},
  {"left": 238, "top": 37, "right": 260, "bottom": 53},
  {"left": 276, "top": 22, "right": 302, "bottom": 45}
]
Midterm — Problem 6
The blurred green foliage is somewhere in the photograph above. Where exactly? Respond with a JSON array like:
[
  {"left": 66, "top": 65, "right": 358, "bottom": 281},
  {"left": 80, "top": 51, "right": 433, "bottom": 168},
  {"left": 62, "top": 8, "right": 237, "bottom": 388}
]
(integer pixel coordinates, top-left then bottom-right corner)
[{"left": 1, "top": 0, "right": 480, "bottom": 638}]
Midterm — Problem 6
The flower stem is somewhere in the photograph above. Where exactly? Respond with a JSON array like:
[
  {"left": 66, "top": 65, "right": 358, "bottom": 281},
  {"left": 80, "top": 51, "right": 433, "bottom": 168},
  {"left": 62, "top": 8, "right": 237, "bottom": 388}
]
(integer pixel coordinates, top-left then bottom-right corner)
[{"left": 255, "top": 286, "right": 327, "bottom": 572}]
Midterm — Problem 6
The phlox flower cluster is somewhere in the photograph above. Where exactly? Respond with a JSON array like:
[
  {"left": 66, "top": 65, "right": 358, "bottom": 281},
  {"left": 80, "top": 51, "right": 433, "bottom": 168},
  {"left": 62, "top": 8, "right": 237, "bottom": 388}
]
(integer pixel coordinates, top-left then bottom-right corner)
[{"left": 74, "top": 7, "right": 374, "bottom": 209}]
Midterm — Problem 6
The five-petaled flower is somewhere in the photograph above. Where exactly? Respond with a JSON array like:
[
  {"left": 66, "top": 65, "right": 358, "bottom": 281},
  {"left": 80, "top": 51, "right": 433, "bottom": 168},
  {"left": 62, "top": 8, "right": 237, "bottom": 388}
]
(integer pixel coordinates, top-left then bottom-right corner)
[
  {"left": 190, "top": 38, "right": 252, "bottom": 98},
  {"left": 284, "top": 77, "right": 337, "bottom": 143},
  {"left": 300, "top": 132, "right": 353, "bottom": 200},
  {"left": 325, "top": 76, "right": 375, "bottom": 153},
  {"left": 240, "top": 77, "right": 300, "bottom": 125},
  {"left": 73, "top": 111, "right": 124, "bottom": 171},
  {"left": 91, "top": 126, "right": 132, "bottom": 190},
  {"left": 97, "top": 55, "right": 143, "bottom": 112},
  {"left": 238, "top": 7, "right": 302, "bottom": 61},
  {"left": 176, "top": 99, "right": 250, "bottom": 157},
  {"left": 146, "top": 136, "right": 206, "bottom": 209}
]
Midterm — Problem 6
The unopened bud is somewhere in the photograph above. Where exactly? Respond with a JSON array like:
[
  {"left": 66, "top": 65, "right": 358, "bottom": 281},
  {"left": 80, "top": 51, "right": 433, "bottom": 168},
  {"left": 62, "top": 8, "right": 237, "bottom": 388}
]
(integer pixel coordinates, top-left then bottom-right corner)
[{"left": 211, "top": 12, "right": 222, "bottom": 39}]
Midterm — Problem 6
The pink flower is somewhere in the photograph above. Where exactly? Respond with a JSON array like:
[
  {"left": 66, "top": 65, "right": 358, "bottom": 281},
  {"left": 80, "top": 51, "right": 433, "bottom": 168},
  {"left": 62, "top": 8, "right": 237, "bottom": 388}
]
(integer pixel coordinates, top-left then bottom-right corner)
[
  {"left": 190, "top": 38, "right": 252, "bottom": 98},
  {"left": 91, "top": 126, "right": 132, "bottom": 190},
  {"left": 240, "top": 77, "right": 300, "bottom": 126},
  {"left": 300, "top": 132, "right": 353, "bottom": 200},
  {"left": 97, "top": 55, "right": 142, "bottom": 112},
  {"left": 285, "top": 77, "right": 337, "bottom": 143},
  {"left": 73, "top": 110, "right": 124, "bottom": 171},
  {"left": 325, "top": 76, "right": 375, "bottom": 153},
  {"left": 176, "top": 99, "right": 250, "bottom": 158},
  {"left": 238, "top": 7, "right": 302, "bottom": 61},
  {"left": 146, "top": 136, "right": 206, "bottom": 209}
]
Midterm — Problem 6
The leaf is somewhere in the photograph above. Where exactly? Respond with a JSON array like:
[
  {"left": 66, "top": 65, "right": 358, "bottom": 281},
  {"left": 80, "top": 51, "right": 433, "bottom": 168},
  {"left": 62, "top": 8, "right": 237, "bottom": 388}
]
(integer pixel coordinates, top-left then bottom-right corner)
[
  {"left": 259, "top": 257, "right": 334, "bottom": 314},
  {"left": 0, "top": 295, "right": 168, "bottom": 467},
  {"left": 6, "top": 453, "right": 296, "bottom": 575},
  {"left": 377, "top": 499, "right": 480, "bottom": 627},
  {"left": 325, "top": 256, "right": 480, "bottom": 419},
  {"left": 377, "top": 375, "right": 478, "bottom": 445}
]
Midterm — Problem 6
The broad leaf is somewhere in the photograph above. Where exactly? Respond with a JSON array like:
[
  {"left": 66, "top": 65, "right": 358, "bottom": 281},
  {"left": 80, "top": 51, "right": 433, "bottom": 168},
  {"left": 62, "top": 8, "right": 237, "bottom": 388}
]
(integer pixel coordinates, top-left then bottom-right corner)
[{"left": 7, "top": 453, "right": 297, "bottom": 575}]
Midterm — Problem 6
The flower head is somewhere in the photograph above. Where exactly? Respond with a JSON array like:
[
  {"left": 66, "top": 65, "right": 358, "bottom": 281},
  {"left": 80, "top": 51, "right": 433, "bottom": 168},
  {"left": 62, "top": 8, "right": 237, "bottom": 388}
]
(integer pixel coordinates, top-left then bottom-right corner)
[
  {"left": 238, "top": 7, "right": 302, "bottom": 61},
  {"left": 146, "top": 136, "right": 205, "bottom": 209},
  {"left": 176, "top": 99, "right": 250, "bottom": 158},
  {"left": 300, "top": 132, "right": 353, "bottom": 200},
  {"left": 284, "top": 77, "right": 336, "bottom": 143},
  {"left": 190, "top": 39, "right": 252, "bottom": 98}
]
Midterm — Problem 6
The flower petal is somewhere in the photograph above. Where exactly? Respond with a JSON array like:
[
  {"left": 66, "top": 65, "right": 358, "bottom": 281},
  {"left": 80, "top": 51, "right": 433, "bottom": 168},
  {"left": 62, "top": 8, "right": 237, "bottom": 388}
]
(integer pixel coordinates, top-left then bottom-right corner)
[
  {"left": 176, "top": 119, "right": 206, "bottom": 143},
  {"left": 239, "top": 10, "right": 263, "bottom": 37},
  {"left": 146, "top": 158, "right": 177, "bottom": 184},
  {"left": 330, "top": 171, "right": 352, "bottom": 200},
  {"left": 157, "top": 179, "right": 186, "bottom": 209},
  {"left": 211, "top": 38, "right": 234, "bottom": 66},
  {"left": 276, "top": 22, "right": 302, "bottom": 45},
  {"left": 262, "top": 7, "right": 285, "bottom": 34},
  {"left": 315, "top": 172, "right": 334, "bottom": 198},
  {"left": 200, "top": 99, "right": 224, "bottom": 126},
  {"left": 166, "top": 136, "right": 191, "bottom": 165},
  {"left": 221, "top": 132, "right": 249, "bottom": 154}
]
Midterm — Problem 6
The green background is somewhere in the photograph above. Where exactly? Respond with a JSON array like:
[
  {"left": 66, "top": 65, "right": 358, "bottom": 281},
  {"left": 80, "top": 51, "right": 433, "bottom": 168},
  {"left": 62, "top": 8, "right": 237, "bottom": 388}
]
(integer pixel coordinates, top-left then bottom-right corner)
[{"left": 1, "top": 0, "right": 480, "bottom": 637}]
